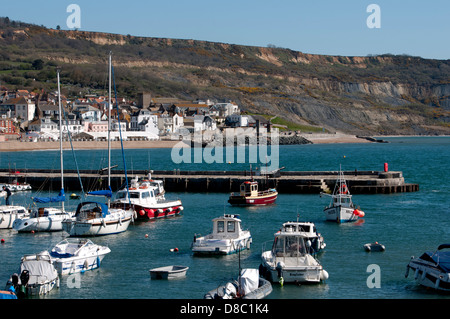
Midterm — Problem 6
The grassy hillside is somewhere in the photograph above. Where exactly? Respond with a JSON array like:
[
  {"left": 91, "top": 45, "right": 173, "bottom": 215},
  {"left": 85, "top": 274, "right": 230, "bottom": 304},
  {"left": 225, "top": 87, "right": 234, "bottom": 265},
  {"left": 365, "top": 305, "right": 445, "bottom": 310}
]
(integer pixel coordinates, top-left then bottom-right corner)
[{"left": 0, "top": 17, "right": 449, "bottom": 135}]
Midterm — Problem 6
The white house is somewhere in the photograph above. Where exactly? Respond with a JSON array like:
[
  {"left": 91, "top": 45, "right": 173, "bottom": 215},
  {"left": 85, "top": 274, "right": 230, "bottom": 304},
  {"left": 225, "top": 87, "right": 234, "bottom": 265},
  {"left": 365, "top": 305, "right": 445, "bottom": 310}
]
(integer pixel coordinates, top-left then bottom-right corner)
[
  {"left": 194, "top": 114, "right": 217, "bottom": 131},
  {"left": 210, "top": 102, "right": 239, "bottom": 117},
  {"left": 158, "top": 113, "right": 184, "bottom": 135},
  {"left": 0, "top": 97, "right": 35, "bottom": 127}
]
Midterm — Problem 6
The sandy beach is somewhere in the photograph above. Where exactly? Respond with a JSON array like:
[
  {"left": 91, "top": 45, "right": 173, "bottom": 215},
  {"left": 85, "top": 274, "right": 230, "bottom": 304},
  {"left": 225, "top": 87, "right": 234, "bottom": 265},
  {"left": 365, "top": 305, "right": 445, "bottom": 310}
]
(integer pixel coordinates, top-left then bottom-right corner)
[
  {"left": 0, "top": 134, "right": 371, "bottom": 152},
  {"left": 0, "top": 139, "right": 183, "bottom": 152}
]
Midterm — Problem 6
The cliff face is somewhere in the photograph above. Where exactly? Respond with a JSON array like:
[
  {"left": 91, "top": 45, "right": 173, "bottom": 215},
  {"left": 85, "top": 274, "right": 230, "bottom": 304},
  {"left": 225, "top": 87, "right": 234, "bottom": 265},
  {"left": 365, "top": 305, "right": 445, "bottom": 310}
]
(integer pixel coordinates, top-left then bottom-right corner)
[{"left": 1, "top": 20, "right": 449, "bottom": 135}]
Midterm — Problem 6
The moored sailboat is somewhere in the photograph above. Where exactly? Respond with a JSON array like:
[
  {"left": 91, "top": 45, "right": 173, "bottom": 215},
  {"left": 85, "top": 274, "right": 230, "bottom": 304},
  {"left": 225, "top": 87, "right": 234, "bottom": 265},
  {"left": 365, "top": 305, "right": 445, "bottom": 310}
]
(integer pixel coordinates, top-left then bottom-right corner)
[{"left": 62, "top": 53, "right": 133, "bottom": 237}]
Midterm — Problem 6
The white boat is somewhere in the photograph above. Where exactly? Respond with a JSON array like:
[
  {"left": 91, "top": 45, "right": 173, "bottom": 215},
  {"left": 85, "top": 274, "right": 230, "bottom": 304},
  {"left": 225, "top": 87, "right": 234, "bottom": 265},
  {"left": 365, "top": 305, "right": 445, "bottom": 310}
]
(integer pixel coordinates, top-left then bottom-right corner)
[
  {"left": 62, "top": 53, "right": 133, "bottom": 237},
  {"left": 278, "top": 220, "right": 326, "bottom": 254},
  {"left": 260, "top": 222, "right": 329, "bottom": 284},
  {"left": 204, "top": 268, "right": 272, "bottom": 299},
  {"left": 62, "top": 201, "right": 133, "bottom": 237},
  {"left": 321, "top": 167, "right": 365, "bottom": 223},
  {"left": 111, "top": 175, "right": 183, "bottom": 220},
  {"left": 191, "top": 214, "right": 252, "bottom": 255},
  {"left": 405, "top": 244, "right": 450, "bottom": 292},
  {"left": 13, "top": 206, "right": 73, "bottom": 232},
  {"left": 0, "top": 205, "right": 29, "bottom": 229},
  {"left": 149, "top": 265, "right": 189, "bottom": 279},
  {"left": 49, "top": 238, "right": 111, "bottom": 275},
  {"left": 6, "top": 251, "right": 59, "bottom": 297}
]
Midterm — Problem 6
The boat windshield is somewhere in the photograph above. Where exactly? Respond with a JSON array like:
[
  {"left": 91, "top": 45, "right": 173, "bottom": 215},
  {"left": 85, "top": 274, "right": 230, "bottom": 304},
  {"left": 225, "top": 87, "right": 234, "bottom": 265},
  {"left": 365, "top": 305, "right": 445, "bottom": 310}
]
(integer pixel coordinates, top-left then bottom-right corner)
[
  {"left": 116, "top": 191, "right": 140, "bottom": 199},
  {"left": 273, "top": 235, "right": 307, "bottom": 257}
]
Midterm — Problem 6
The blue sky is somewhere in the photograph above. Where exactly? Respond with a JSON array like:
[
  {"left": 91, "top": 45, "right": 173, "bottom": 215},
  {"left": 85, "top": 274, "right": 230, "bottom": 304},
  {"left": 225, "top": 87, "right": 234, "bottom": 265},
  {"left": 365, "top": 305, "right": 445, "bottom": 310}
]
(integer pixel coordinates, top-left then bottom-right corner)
[{"left": 2, "top": 0, "right": 449, "bottom": 59}]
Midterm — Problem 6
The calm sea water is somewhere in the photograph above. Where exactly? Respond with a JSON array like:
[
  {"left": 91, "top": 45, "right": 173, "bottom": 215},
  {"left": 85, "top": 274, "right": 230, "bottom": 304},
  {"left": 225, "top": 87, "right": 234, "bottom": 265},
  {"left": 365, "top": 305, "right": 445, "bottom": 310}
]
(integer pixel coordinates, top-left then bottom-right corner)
[{"left": 0, "top": 136, "right": 449, "bottom": 299}]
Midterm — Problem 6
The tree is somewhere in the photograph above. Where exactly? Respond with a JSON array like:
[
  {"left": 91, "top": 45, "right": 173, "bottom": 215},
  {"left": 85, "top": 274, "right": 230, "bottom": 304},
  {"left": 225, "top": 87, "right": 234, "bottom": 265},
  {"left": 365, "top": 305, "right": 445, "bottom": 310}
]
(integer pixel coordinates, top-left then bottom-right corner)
[{"left": 32, "top": 59, "right": 44, "bottom": 70}]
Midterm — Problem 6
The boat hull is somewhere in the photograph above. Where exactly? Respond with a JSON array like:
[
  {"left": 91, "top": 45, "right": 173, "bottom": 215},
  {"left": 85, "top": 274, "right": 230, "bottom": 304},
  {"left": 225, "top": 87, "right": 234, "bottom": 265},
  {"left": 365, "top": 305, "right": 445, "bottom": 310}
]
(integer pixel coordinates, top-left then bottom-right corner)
[
  {"left": 324, "top": 206, "right": 358, "bottom": 223},
  {"left": 192, "top": 236, "right": 252, "bottom": 255},
  {"left": 13, "top": 215, "right": 71, "bottom": 232},
  {"left": 62, "top": 216, "right": 132, "bottom": 237},
  {"left": 115, "top": 202, "right": 183, "bottom": 220},
  {"left": 0, "top": 206, "right": 28, "bottom": 229},
  {"left": 260, "top": 252, "right": 328, "bottom": 284},
  {"left": 149, "top": 265, "right": 189, "bottom": 279},
  {"left": 228, "top": 192, "right": 277, "bottom": 206},
  {"left": 53, "top": 253, "right": 109, "bottom": 275},
  {"left": 406, "top": 260, "right": 450, "bottom": 292}
]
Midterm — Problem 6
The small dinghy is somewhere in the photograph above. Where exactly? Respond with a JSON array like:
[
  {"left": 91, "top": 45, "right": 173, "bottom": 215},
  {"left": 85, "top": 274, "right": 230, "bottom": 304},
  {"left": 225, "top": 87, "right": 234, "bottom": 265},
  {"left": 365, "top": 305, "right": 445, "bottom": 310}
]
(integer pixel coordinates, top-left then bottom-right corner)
[
  {"left": 149, "top": 265, "right": 189, "bottom": 279},
  {"left": 364, "top": 242, "right": 386, "bottom": 252}
]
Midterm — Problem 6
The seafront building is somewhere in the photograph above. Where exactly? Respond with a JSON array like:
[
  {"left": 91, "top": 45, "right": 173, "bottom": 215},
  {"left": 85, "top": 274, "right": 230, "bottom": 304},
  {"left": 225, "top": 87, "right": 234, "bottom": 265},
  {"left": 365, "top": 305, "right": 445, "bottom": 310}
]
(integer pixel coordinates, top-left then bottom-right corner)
[{"left": 0, "top": 88, "right": 272, "bottom": 142}]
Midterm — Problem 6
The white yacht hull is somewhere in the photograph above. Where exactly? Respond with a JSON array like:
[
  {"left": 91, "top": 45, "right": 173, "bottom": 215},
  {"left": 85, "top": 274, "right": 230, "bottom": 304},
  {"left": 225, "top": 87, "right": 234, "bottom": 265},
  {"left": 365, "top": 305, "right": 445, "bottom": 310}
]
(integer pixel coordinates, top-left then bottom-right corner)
[
  {"left": 63, "top": 215, "right": 132, "bottom": 237},
  {"left": 260, "top": 251, "right": 328, "bottom": 284},
  {"left": 406, "top": 259, "right": 450, "bottom": 292},
  {"left": 13, "top": 215, "right": 71, "bottom": 232},
  {"left": 192, "top": 235, "right": 252, "bottom": 255},
  {"left": 53, "top": 253, "right": 109, "bottom": 275},
  {"left": 0, "top": 206, "right": 29, "bottom": 229}
]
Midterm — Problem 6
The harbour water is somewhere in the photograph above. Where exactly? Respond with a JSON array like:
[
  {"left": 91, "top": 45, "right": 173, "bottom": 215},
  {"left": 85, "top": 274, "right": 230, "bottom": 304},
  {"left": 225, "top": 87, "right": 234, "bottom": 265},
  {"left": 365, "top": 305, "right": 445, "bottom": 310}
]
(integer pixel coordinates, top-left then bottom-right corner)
[{"left": 0, "top": 136, "right": 449, "bottom": 299}]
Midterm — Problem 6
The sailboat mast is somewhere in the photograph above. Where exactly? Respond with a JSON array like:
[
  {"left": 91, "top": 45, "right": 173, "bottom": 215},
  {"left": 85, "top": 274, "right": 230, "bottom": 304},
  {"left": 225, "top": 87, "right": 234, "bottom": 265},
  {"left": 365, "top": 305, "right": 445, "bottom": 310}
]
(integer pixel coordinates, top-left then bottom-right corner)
[
  {"left": 57, "top": 67, "right": 64, "bottom": 211},
  {"left": 108, "top": 52, "right": 112, "bottom": 206}
]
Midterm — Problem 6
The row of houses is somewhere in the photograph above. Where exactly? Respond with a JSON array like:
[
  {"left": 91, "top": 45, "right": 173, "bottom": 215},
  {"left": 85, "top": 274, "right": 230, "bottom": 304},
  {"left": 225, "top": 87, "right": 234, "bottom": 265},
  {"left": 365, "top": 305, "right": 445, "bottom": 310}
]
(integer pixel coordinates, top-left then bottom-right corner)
[{"left": 0, "top": 89, "right": 269, "bottom": 141}]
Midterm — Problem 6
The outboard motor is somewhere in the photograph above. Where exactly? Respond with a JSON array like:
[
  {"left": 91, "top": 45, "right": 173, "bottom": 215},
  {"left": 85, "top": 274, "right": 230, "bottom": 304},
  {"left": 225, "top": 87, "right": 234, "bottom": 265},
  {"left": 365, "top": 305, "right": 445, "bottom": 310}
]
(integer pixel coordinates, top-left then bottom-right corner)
[
  {"left": 276, "top": 261, "right": 285, "bottom": 278},
  {"left": 20, "top": 270, "right": 30, "bottom": 286},
  {"left": 11, "top": 273, "right": 19, "bottom": 287}
]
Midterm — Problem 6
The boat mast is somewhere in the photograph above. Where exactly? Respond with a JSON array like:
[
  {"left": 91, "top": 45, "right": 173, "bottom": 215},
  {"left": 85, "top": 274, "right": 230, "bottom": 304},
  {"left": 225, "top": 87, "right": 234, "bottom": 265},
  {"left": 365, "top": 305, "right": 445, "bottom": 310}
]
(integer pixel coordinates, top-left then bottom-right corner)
[
  {"left": 57, "top": 67, "right": 64, "bottom": 212},
  {"left": 108, "top": 52, "right": 112, "bottom": 207}
]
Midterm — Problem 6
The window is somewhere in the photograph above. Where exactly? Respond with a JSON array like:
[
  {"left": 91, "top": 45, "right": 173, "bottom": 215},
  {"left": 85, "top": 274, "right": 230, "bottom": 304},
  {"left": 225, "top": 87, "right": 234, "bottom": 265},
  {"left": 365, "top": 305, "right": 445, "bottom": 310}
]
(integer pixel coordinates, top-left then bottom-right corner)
[
  {"left": 227, "top": 221, "right": 235, "bottom": 232},
  {"left": 217, "top": 221, "right": 224, "bottom": 233}
]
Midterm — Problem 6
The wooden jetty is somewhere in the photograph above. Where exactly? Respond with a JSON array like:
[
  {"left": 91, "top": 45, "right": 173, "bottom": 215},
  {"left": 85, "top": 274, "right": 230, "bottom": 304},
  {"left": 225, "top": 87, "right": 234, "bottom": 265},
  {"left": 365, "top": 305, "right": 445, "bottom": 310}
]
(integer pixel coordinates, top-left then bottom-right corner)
[{"left": 0, "top": 168, "right": 418, "bottom": 195}]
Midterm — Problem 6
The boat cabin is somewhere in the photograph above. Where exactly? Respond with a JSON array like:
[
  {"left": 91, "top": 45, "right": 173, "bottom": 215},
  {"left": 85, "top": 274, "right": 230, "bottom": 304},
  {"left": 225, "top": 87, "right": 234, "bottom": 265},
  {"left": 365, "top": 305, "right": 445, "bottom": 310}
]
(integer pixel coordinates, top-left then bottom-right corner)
[
  {"left": 240, "top": 181, "right": 259, "bottom": 197},
  {"left": 115, "top": 186, "right": 157, "bottom": 204},
  {"left": 281, "top": 222, "right": 318, "bottom": 238},
  {"left": 272, "top": 233, "right": 308, "bottom": 257},
  {"left": 211, "top": 214, "right": 244, "bottom": 239}
]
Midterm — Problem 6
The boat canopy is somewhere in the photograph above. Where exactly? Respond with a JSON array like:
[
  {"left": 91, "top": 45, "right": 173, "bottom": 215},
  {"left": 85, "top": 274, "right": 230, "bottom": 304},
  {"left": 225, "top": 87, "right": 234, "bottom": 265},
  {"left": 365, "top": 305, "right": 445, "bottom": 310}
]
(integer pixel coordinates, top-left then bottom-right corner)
[
  {"left": 75, "top": 201, "right": 109, "bottom": 218},
  {"left": 33, "top": 189, "right": 65, "bottom": 203},
  {"left": 19, "top": 252, "right": 56, "bottom": 284},
  {"left": 87, "top": 186, "right": 113, "bottom": 198}
]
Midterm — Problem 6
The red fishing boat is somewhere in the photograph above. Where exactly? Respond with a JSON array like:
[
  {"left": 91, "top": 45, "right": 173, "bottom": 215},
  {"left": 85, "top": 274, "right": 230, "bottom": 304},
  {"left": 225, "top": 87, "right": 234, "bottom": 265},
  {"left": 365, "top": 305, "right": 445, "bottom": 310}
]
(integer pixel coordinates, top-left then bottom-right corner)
[{"left": 228, "top": 181, "right": 278, "bottom": 206}]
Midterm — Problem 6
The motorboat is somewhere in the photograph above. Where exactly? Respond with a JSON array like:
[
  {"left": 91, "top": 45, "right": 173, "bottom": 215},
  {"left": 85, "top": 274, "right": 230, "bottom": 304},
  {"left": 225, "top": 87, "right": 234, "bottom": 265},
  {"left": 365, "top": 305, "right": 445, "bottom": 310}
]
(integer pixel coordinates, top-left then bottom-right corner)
[
  {"left": 149, "top": 265, "right": 189, "bottom": 280},
  {"left": 260, "top": 222, "right": 329, "bottom": 284},
  {"left": 12, "top": 205, "right": 73, "bottom": 232},
  {"left": 228, "top": 180, "right": 277, "bottom": 206},
  {"left": 204, "top": 268, "right": 272, "bottom": 299},
  {"left": 111, "top": 175, "right": 183, "bottom": 220},
  {"left": 320, "top": 167, "right": 365, "bottom": 223},
  {"left": 49, "top": 238, "right": 111, "bottom": 275},
  {"left": 62, "top": 201, "right": 133, "bottom": 237},
  {"left": 0, "top": 205, "right": 29, "bottom": 229},
  {"left": 405, "top": 244, "right": 450, "bottom": 292},
  {"left": 278, "top": 220, "right": 326, "bottom": 254},
  {"left": 6, "top": 251, "right": 59, "bottom": 297},
  {"left": 191, "top": 214, "right": 252, "bottom": 255}
]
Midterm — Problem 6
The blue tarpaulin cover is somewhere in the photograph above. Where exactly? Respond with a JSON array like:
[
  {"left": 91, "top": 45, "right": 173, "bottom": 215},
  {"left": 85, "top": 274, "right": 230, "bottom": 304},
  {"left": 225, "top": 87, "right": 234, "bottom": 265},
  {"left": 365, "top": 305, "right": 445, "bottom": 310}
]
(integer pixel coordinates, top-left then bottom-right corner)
[
  {"left": 87, "top": 186, "right": 113, "bottom": 198},
  {"left": 33, "top": 189, "right": 65, "bottom": 203}
]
